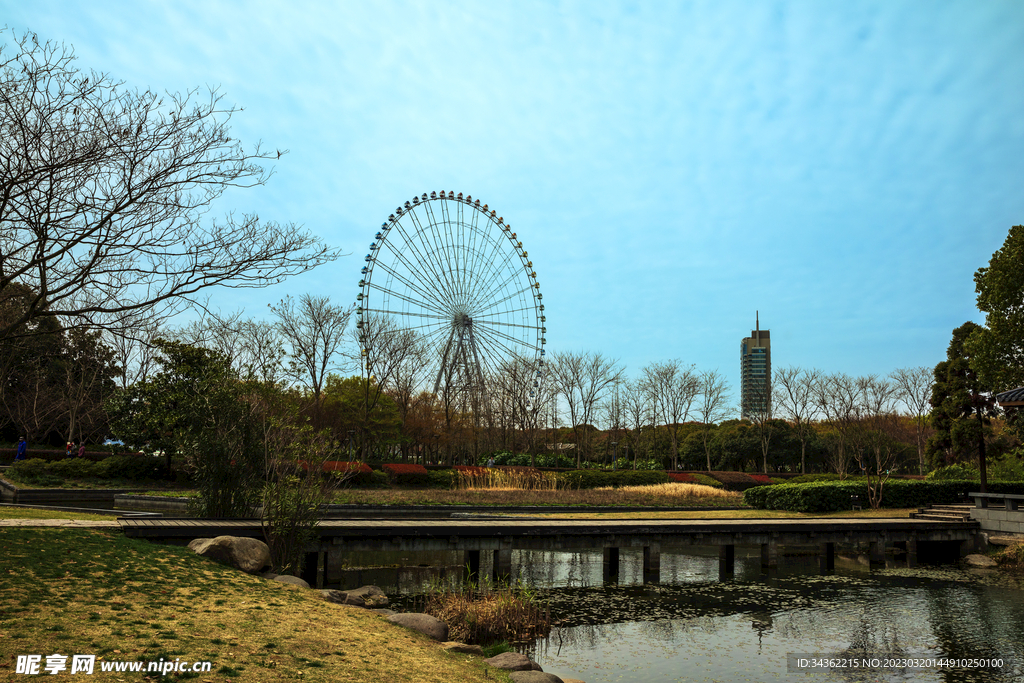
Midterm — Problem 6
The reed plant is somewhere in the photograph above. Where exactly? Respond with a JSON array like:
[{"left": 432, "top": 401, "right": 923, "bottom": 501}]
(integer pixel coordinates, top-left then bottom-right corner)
[
  {"left": 455, "top": 466, "right": 560, "bottom": 492},
  {"left": 996, "top": 542, "right": 1024, "bottom": 570},
  {"left": 417, "top": 576, "right": 551, "bottom": 645},
  {"left": 593, "top": 482, "right": 740, "bottom": 504},
  {"left": 331, "top": 482, "right": 743, "bottom": 507}
]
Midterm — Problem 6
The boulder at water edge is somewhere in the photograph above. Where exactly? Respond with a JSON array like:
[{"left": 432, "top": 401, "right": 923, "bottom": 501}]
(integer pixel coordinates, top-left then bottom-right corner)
[
  {"left": 346, "top": 585, "right": 389, "bottom": 607},
  {"left": 320, "top": 585, "right": 389, "bottom": 607},
  {"left": 387, "top": 613, "right": 449, "bottom": 641},
  {"left": 964, "top": 554, "right": 998, "bottom": 568},
  {"left": 509, "top": 673, "right": 564, "bottom": 683},
  {"left": 442, "top": 642, "right": 485, "bottom": 656},
  {"left": 483, "top": 652, "right": 543, "bottom": 671},
  {"left": 273, "top": 575, "right": 310, "bottom": 588},
  {"left": 188, "top": 536, "right": 271, "bottom": 574}
]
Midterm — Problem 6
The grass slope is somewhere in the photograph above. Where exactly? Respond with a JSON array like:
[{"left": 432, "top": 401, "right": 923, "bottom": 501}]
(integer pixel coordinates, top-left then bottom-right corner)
[
  {"left": 0, "top": 529, "right": 509, "bottom": 682},
  {"left": 0, "top": 506, "right": 116, "bottom": 521}
]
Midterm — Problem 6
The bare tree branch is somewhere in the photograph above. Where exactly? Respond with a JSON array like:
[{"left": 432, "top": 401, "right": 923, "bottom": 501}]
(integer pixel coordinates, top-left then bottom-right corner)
[{"left": 0, "top": 31, "right": 340, "bottom": 341}]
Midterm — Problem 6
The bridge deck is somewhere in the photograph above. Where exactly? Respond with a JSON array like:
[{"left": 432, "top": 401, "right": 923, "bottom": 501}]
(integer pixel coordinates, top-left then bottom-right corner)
[{"left": 119, "top": 516, "right": 978, "bottom": 544}]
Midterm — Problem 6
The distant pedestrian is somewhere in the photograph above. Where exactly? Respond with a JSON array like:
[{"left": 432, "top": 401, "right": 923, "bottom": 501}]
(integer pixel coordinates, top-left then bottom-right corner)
[
  {"left": 486, "top": 456, "right": 495, "bottom": 468},
  {"left": 66, "top": 441, "right": 74, "bottom": 458},
  {"left": 77, "top": 442, "right": 86, "bottom": 459},
  {"left": 16, "top": 437, "right": 28, "bottom": 461}
]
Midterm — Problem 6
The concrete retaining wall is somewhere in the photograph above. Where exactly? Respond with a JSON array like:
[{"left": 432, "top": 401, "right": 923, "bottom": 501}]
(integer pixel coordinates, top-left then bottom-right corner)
[{"left": 970, "top": 506, "right": 1024, "bottom": 534}]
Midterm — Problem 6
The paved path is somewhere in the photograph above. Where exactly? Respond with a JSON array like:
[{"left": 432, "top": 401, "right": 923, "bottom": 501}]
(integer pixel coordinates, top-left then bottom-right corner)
[{"left": 0, "top": 519, "right": 121, "bottom": 528}]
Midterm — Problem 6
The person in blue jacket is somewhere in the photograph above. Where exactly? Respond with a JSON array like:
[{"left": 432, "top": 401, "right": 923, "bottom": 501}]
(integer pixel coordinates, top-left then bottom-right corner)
[{"left": 15, "top": 437, "right": 28, "bottom": 460}]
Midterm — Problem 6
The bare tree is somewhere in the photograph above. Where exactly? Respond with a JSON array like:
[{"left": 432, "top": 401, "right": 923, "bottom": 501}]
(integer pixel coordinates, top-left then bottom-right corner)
[
  {"left": 696, "top": 369, "right": 732, "bottom": 472},
  {"left": 271, "top": 294, "right": 352, "bottom": 410},
  {"left": 814, "top": 372, "right": 862, "bottom": 478},
  {"left": 0, "top": 31, "right": 339, "bottom": 342},
  {"left": 641, "top": 360, "right": 699, "bottom": 471},
  {"left": 774, "top": 366, "right": 820, "bottom": 474},
  {"left": 745, "top": 377, "right": 775, "bottom": 473},
  {"left": 355, "top": 314, "right": 426, "bottom": 459},
  {"left": 551, "top": 351, "right": 623, "bottom": 466},
  {"left": 890, "top": 366, "right": 933, "bottom": 475},
  {"left": 857, "top": 375, "right": 903, "bottom": 508},
  {"left": 103, "top": 313, "right": 167, "bottom": 390},
  {"left": 173, "top": 311, "right": 287, "bottom": 385},
  {"left": 620, "top": 378, "right": 653, "bottom": 469}
]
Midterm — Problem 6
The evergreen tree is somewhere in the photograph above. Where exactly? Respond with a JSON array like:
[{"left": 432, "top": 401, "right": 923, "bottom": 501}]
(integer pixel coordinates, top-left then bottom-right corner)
[
  {"left": 968, "top": 225, "right": 1024, "bottom": 392},
  {"left": 927, "top": 322, "right": 997, "bottom": 491}
]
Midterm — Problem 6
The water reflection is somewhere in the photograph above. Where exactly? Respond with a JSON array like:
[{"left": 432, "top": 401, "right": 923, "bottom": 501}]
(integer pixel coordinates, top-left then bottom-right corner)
[{"left": 379, "top": 547, "right": 1024, "bottom": 683}]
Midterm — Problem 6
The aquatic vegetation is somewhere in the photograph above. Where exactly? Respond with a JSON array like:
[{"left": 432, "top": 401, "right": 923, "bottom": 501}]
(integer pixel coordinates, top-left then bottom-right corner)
[{"left": 417, "top": 577, "right": 551, "bottom": 645}]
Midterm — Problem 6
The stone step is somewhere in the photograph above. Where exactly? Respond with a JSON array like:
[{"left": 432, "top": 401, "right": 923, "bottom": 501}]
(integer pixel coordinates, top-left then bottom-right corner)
[{"left": 912, "top": 512, "right": 971, "bottom": 522}]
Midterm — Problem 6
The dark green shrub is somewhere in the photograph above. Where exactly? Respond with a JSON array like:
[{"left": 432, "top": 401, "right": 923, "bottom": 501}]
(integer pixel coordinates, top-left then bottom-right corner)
[
  {"left": 426, "top": 469, "right": 457, "bottom": 489},
  {"left": 690, "top": 473, "right": 725, "bottom": 488},
  {"left": 743, "top": 485, "right": 770, "bottom": 508},
  {"left": 347, "top": 470, "right": 388, "bottom": 489},
  {"left": 96, "top": 456, "right": 171, "bottom": 481},
  {"left": 926, "top": 464, "right": 979, "bottom": 481},
  {"left": 785, "top": 473, "right": 846, "bottom": 484},
  {"left": 9, "top": 458, "right": 55, "bottom": 484},
  {"left": 47, "top": 458, "right": 103, "bottom": 478},
  {"left": 743, "top": 479, "right": 1024, "bottom": 512},
  {"left": 558, "top": 469, "right": 669, "bottom": 489},
  {"left": 705, "top": 471, "right": 761, "bottom": 491}
]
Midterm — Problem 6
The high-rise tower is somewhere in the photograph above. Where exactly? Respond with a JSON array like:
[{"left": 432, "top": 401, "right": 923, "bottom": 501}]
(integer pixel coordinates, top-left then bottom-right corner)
[{"left": 740, "top": 312, "right": 771, "bottom": 419}]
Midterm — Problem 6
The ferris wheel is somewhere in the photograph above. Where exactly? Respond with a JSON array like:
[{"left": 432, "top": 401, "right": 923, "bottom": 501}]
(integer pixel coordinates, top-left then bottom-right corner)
[{"left": 356, "top": 191, "right": 546, "bottom": 403}]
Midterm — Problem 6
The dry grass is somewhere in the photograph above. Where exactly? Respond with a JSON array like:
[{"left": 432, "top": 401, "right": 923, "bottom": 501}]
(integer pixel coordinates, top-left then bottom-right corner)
[
  {"left": 332, "top": 485, "right": 743, "bottom": 508},
  {"left": 996, "top": 541, "right": 1024, "bottom": 570},
  {"left": 594, "top": 482, "right": 737, "bottom": 501},
  {"left": 0, "top": 528, "right": 510, "bottom": 683},
  {"left": 417, "top": 581, "right": 550, "bottom": 645},
  {"left": 520, "top": 508, "right": 919, "bottom": 520},
  {"left": 455, "top": 468, "right": 559, "bottom": 492}
]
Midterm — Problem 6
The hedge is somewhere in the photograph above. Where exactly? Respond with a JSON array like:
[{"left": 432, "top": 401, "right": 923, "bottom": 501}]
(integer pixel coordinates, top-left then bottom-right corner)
[
  {"left": 704, "top": 471, "right": 762, "bottom": 491},
  {"left": 557, "top": 469, "right": 669, "bottom": 489},
  {"left": 425, "top": 469, "right": 457, "bottom": 489},
  {"left": 9, "top": 456, "right": 172, "bottom": 484},
  {"left": 0, "top": 449, "right": 139, "bottom": 464},
  {"left": 743, "top": 479, "right": 1024, "bottom": 512},
  {"left": 382, "top": 463, "right": 431, "bottom": 487}
]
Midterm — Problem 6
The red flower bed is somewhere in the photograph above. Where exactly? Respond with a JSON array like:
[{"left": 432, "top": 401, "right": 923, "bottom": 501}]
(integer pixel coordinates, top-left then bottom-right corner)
[
  {"left": 382, "top": 463, "right": 429, "bottom": 476},
  {"left": 668, "top": 472, "right": 697, "bottom": 483},
  {"left": 382, "top": 462, "right": 430, "bottom": 486},
  {"left": 705, "top": 471, "right": 760, "bottom": 491},
  {"left": 454, "top": 465, "right": 488, "bottom": 476},
  {"left": 750, "top": 474, "right": 773, "bottom": 484}
]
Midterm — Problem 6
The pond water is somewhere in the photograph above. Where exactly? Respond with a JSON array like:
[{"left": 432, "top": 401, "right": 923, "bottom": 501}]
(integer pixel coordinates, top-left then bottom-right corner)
[{"left": 370, "top": 546, "right": 1024, "bottom": 683}]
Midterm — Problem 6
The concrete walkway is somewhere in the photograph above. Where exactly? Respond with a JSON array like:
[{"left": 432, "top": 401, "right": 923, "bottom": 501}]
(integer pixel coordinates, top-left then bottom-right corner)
[{"left": 0, "top": 519, "right": 121, "bottom": 528}]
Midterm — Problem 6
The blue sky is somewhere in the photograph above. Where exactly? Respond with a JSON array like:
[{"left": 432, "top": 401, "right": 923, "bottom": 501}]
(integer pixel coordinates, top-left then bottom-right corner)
[{"left": 4, "top": 0, "right": 1023, "bottom": 390}]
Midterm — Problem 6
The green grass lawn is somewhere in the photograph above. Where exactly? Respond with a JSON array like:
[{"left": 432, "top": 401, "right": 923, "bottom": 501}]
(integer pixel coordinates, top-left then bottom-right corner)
[
  {"left": 0, "top": 506, "right": 117, "bottom": 521},
  {"left": 0, "top": 528, "right": 510, "bottom": 683}
]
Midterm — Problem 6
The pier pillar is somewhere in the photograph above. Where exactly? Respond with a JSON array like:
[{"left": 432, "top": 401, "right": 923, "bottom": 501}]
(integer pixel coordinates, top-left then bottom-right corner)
[
  {"left": 602, "top": 546, "right": 620, "bottom": 583},
  {"left": 719, "top": 544, "right": 735, "bottom": 580},
  {"left": 316, "top": 551, "right": 326, "bottom": 589},
  {"left": 760, "top": 541, "right": 778, "bottom": 572},
  {"left": 465, "top": 549, "right": 481, "bottom": 581},
  {"left": 643, "top": 544, "right": 661, "bottom": 584},
  {"left": 869, "top": 541, "right": 885, "bottom": 568},
  {"left": 818, "top": 542, "right": 834, "bottom": 574},
  {"left": 906, "top": 539, "right": 917, "bottom": 568},
  {"left": 493, "top": 539, "right": 513, "bottom": 583}
]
